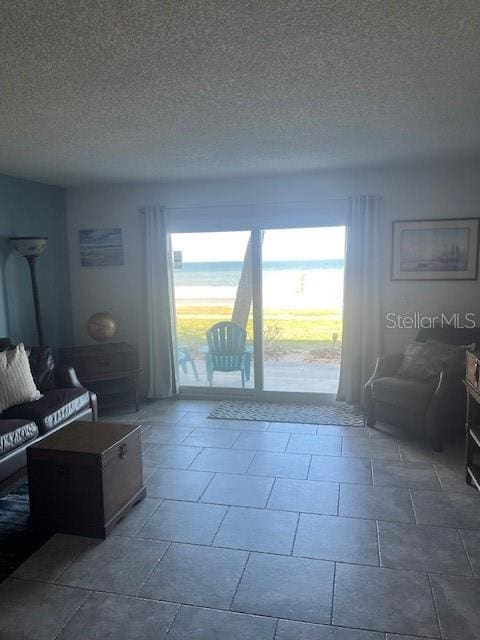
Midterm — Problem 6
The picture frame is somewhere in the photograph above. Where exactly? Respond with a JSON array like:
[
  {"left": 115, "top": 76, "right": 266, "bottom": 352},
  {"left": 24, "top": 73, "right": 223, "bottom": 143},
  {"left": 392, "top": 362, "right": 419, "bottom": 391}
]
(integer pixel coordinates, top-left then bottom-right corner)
[
  {"left": 79, "top": 228, "right": 124, "bottom": 267},
  {"left": 391, "top": 218, "right": 479, "bottom": 281}
]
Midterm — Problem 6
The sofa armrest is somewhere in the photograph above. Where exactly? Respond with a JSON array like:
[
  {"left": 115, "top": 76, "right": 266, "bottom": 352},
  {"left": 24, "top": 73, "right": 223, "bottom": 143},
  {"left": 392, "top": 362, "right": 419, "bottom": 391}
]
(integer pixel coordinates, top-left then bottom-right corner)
[
  {"left": 55, "top": 364, "right": 84, "bottom": 389},
  {"left": 363, "top": 353, "right": 403, "bottom": 423},
  {"left": 366, "top": 353, "right": 403, "bottom": 387},
  {"left": 430, "top": 365, "right": 465, "bottom": 408},
  {"left": 55, "top": 365, "right": 98, "bottom": 421},
  {"left": 427, "top": 365, "right": 466, "bottom": 449}
]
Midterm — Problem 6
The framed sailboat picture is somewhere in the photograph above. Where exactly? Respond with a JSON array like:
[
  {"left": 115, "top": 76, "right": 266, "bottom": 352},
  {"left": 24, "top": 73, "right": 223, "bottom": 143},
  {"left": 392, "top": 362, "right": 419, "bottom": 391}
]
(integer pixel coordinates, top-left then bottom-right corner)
[{"left": 391, "top": 218, "right": 479, "bottom": 280}]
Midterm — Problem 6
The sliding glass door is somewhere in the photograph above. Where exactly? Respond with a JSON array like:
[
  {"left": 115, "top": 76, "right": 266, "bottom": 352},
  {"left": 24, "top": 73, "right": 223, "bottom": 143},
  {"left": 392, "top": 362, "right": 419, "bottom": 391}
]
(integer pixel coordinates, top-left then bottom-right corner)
[
  {"left": 170, "top": 225, "right": 345, "bottom": 398},
  {"left": 171, "top": 231, "right": 254, "bottom": 390},
  {"left": 261, "top": 227, "right": 345, "bottom": 394}
]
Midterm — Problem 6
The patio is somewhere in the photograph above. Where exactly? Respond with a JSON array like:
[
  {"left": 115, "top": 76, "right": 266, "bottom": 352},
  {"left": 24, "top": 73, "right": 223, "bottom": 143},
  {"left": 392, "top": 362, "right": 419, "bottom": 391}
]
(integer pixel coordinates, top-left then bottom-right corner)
[{"left": 177, "top": 355, "right": 340, "bottom": 394}]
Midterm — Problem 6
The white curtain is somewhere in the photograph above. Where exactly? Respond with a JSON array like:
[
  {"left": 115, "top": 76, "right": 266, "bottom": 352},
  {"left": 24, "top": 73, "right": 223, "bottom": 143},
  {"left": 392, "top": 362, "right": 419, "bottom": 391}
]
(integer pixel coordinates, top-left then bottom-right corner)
[
  {"left": 337, "top": 195, "right": 383, "bottom": 405},
  {"left": 142, "top": 206, "right": 176, "bottom": 398}
]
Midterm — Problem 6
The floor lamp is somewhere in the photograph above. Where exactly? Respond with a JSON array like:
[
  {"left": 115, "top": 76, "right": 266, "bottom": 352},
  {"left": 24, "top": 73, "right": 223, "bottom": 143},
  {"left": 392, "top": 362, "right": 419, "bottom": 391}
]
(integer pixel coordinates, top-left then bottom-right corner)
[{"left": 10, "top": 236, "right": 48, "bottom": 346}]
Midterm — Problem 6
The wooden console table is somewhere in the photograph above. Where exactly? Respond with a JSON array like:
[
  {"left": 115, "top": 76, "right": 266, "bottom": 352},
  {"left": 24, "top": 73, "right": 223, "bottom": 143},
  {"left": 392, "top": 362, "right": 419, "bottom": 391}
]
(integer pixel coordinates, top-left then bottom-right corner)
[{"left": 59, "top": 342, "right": 139, "bottom": 411}]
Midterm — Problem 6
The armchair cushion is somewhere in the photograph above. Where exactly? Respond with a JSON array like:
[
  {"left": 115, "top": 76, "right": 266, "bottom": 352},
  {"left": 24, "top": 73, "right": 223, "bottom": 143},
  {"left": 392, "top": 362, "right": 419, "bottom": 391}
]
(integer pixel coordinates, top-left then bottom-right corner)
[
  {"left": 2, "top": 388, "right": 91, "bottom": 434},
  {"left": 397, "top": 339, "right": 473, "bottom": 381},
  {"left": 371, "top": 376, "right": 435, "bottom": 412}
]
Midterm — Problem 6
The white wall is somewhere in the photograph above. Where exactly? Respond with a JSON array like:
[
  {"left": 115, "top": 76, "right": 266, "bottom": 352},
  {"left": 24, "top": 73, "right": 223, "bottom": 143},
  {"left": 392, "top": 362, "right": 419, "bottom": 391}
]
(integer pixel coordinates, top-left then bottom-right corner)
[{"left": 66, "top": 160, "right": 480, "bottom": 367}]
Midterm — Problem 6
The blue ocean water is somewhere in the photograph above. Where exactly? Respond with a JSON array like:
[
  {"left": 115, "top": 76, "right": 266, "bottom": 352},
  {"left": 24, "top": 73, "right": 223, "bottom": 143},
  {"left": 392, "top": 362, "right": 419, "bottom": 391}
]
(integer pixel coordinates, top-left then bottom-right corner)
[{"left": 174, "top": 259, "right": 344, "bottom": 286}]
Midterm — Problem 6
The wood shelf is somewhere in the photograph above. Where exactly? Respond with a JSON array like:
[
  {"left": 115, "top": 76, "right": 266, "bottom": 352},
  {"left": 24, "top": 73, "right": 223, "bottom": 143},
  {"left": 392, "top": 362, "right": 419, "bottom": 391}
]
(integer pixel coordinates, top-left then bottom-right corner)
[
  {"left": 465, "top": 360, "right": 480, "bottom": 494},
  {"left": 469, "top": 428, "right": 480, "bottom": 449},
  {"left": 467, "top": 465, "right": 480, "bottom": 492}
]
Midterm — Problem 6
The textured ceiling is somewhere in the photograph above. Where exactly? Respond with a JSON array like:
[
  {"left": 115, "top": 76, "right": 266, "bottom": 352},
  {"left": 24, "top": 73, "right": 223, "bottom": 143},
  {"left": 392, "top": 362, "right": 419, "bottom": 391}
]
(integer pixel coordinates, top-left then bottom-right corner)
[{"left": 1, "top": 0, "right": 480, "bottom": 186}]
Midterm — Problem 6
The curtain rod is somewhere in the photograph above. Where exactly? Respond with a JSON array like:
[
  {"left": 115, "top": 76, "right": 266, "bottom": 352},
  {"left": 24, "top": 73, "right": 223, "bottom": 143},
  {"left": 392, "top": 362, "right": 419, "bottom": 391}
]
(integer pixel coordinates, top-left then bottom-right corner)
[{"left": 139, "top": 197, "right": 351, "bottom": 212}]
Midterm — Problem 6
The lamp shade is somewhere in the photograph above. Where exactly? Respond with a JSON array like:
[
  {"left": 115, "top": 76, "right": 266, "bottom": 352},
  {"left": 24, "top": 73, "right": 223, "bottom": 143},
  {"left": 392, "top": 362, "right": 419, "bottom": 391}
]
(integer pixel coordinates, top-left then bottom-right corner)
[{"left": 10, "top": 237, "right": 48, "bottom": 257}]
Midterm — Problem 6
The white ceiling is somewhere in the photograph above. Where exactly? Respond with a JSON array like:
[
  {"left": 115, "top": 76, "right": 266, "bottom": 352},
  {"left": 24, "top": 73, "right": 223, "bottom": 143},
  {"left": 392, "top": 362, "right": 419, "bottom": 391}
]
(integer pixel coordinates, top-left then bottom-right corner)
[{"left": 1, "top": 1, "right": 480, "bottom": 187}]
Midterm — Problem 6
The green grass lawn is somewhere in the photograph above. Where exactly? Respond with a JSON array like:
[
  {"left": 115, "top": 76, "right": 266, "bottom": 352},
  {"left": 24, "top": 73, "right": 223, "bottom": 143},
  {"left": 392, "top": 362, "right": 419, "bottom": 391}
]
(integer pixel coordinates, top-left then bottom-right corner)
[{"left": 175, "top": 305, "right": 342, "bottom": 352}]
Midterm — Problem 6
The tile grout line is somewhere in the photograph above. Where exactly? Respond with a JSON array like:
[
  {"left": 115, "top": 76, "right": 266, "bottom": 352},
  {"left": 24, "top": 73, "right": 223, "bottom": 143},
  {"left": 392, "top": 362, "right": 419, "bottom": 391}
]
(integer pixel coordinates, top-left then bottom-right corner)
[
  {"left": 456, "top": 528, "right": 476, "bottom": 577},
  {"left": 306, "top": 453, "right": 313, "bottom": 480},
  {"left": 145, "top": 487, "right": 480, "bottom": 531},
  {"left": 163, "top": 602, "right": 183, "bottom": 640},
  {"left": 130, "top": 498, "right": 166, "bottom": 538},
  {"left": 272, "top": 617, "right": 280, "bottom": 639},
  {"left": 100, "top": 529, "right": 480, "bottom": 578},
  {"left": 135, "top": 541, "right": 172, "bottom": 597},
  {"left": 185, "top": 446, "right": 206, "bottom": 470},
  {"left": 244, "top": 450, "right": 258, "bottom": 475},
  {"left": 228, "top": 551, "right": 251, "bottom": 611},
  {"left": 432, "top": 462, "right": 443, "bottom": 489},
  {"left": 426, "top": 572, "right": 443, "bottom": 639},
  {"left": 289, "top": 512, "right": 301, "bottom": 556},
  {"left": 210, "top": 505, "right": 231, "bottom": 547},
  {"left": 52, "top": 538, "right": 99, "bottom": 583},
  {"left": 375, "top": 519, "right": 382, "bottom": 567},
  {"left": 52, "top": 588, "right": 94, "bottom": 640},
  {"left": 16, "top": 557, "right": 480, "bottom": 608},
  {"left": 50, "top": 583, "right": 392, "bottom": 636},
  {"left": 229, "top": 429, "right": 243, "bottom": 449},
  {"left": 335, "top": 481, "right": 341, "bottom": 516},
  {"left": 284, "top": 432, "right": 293, "bottom": 453},
  {"left": 264, "top": 476, "right": 278, "bottom": 509},
  {"left": 408, "top": 488, "right": 419, "bottom": 525},
  {"left": 196, "top": 471, "right": 218, "bottom": 503},
  {"left": 329, "top": 561, "right": 337, "bottom": 625},
  {"left": 132, "top": 498, "right": 165, "bottom": 537}
]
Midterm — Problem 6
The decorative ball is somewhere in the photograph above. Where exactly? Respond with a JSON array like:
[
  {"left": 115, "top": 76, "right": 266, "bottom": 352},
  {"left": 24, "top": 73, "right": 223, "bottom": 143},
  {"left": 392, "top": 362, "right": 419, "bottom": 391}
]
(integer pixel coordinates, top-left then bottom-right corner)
[{"left": 87, "top": 312, "right": 117, "bottom": 342}]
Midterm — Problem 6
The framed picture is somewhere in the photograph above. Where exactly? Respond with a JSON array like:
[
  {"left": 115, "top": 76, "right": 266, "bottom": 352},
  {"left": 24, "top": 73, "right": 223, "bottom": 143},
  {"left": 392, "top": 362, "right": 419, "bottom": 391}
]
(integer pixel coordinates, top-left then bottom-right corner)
[
  {"left": 391, "top": 218, "right": 479, "bottom": 280},
  {"left": 79, "top": 228, "right": 124, "bottom": 267}
]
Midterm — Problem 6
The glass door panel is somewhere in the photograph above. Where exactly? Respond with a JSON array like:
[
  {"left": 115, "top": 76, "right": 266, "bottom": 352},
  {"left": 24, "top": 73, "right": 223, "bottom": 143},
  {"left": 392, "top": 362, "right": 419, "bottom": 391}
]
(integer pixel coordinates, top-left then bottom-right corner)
[
  {"left": 261, "top": 226, "right": 345, "bottom": 394},
  {"left": 171, "top": 231, "right": 254, "bottom": 390}
]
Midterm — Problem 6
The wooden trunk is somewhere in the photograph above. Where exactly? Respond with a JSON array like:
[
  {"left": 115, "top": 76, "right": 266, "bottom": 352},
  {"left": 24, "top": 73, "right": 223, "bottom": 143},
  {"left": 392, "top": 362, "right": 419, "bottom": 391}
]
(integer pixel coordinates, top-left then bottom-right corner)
[{"left": 27, "top": 420, "right": 145, "bottom": 538}]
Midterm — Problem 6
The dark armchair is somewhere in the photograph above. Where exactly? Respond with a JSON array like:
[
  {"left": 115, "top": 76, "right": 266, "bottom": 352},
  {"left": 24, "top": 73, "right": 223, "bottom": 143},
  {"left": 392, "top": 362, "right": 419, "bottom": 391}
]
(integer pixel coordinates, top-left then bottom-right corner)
[{"left": 364, "top": 327, "right": 480, "bottom": 451}]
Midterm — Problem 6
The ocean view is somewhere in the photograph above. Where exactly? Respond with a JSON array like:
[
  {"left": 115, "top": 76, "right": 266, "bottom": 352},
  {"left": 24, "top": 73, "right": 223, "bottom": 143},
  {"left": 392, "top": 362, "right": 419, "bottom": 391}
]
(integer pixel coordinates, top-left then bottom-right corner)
[{"left": 174, "top": 259, "right": 344, "bottom": 309}]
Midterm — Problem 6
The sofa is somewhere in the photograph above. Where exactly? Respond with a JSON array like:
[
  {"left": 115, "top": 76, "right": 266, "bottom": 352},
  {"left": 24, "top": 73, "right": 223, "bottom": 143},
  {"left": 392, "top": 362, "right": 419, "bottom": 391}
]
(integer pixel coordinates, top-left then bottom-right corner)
[
  {"left": 364, "top": 327, "right": 480, "bottom": 451},
  {"left": 0, "top": 339, "right": 97, "bottom": 483}
]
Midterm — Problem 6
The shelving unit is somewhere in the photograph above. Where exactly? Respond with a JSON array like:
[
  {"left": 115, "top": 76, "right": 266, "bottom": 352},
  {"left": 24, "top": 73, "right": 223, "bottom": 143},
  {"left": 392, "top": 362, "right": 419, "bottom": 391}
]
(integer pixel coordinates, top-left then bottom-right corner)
[{"left": 464, "top": 377, "right": 480, "bottom": 492}]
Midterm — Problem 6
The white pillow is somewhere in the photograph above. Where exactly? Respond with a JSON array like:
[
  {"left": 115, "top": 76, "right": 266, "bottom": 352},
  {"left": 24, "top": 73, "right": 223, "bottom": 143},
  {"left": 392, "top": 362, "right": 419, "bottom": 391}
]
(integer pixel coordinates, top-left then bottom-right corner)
[{"left": 0, "top": 343, "right": 42, "bottom": 412}]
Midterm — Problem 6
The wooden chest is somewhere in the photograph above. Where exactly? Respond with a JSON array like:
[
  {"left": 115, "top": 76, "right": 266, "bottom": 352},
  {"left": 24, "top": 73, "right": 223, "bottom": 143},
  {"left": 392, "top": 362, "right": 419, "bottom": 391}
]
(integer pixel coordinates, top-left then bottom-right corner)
[
  {"left": 466, "top": 350, "right": 480, "bottom": 390},
  {"left": 27, "top": 420, "right": 145, "bottom": 538}
]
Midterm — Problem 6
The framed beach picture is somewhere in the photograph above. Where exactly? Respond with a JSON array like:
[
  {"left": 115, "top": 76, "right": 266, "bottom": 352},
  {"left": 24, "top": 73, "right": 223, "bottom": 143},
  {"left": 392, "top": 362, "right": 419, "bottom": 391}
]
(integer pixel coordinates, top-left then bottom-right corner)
[
  {"left": 79, "top": 228, "right": 124, "bottom": 267},
  {"left": 391, "top": 218, "right": 479, "bottom": 280}
]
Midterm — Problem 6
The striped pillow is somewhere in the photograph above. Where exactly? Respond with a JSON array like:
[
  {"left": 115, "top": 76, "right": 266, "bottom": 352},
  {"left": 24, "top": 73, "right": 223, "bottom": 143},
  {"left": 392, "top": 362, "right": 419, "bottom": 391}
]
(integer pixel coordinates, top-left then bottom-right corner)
[{"left": 0, "top": 343, "right": 42, "bottom": 412}]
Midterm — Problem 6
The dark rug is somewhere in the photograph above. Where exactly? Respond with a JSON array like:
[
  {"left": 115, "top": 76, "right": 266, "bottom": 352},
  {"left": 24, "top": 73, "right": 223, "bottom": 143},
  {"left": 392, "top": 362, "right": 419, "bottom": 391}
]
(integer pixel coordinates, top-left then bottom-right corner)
[
  {"left": 0, "top": 479, "right": 49, "bottom": 582},
  {"left": 208, "top": 400, "right": 364, "bottom": 426}
]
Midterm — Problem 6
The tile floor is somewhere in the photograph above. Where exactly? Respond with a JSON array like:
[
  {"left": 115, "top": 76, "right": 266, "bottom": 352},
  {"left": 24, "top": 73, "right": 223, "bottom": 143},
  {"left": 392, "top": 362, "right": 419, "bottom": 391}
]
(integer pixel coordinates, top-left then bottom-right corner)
[{"left": 1, "top": 399, "right": 480, "bottom": 639}]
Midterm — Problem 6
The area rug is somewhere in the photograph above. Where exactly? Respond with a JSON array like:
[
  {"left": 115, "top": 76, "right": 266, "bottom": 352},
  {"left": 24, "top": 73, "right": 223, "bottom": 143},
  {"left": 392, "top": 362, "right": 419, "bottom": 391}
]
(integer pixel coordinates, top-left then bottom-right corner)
[
  {"left": 208, "top": 400, "right": 364, "bottom": 426},
  {"left": 0, "top": 478, "right": 49, "bottom": 583}
]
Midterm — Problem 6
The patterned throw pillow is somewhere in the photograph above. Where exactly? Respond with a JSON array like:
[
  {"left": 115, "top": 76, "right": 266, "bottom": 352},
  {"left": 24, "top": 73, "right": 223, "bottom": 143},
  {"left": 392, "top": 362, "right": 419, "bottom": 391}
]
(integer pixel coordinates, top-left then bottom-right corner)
[
  {"left": 422, "top": 339, "right": 474, "bottom": 378},
  {"left": 397, "top": 342, "right": 427, "bottom": 379},
  {"left": 0, "top": 343, "right": 42, "bottom": 412},
  {"left": 398, "top": 340, "right": 474, "bottom": 381}
]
